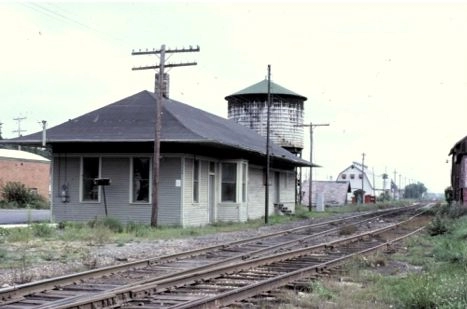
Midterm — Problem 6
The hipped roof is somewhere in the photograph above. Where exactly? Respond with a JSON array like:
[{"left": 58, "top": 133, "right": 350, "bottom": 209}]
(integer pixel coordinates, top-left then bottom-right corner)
[{"left": 6, "top": 90, "right": 311, "bottom": 167}]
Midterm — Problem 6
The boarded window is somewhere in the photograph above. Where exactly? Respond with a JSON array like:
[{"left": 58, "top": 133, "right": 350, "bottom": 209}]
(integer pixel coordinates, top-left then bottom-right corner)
[
  {"left": 341, "top": 174, "right": 347, "bottom": 179},
  {"left": 350, "top": 174, "right": 355, "bottom": 180},
  {"left": 82, "top": 157, "right": 99, "bottom": 201},
  {"left": 132, "top": 157, "right": 150, "bottom": 203},
  {"left": 222, "top": 163, "right": 237, "bottom": 202}
]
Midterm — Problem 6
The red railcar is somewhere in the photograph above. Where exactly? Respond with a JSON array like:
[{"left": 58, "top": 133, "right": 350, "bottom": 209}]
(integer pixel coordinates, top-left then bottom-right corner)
[{"left": 449, "top": 135, "right": 467, "bottom": 205}]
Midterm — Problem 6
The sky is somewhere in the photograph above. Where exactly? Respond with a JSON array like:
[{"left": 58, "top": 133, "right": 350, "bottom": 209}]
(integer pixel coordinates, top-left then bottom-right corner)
[{"left": 1, "top": 1, "right": 467, "bottom": 194}]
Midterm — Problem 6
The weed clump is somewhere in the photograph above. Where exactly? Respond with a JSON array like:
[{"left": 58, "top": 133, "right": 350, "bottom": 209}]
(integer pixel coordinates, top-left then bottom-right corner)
[
  {"left": 339, "top": 224, "right": 358, "bottom": 235},
  {"left": 31, "top": 223, "right": 55, "bottom": 238},
  {"left": 88, "top": 217, "right": 124, "bottom": 233}
]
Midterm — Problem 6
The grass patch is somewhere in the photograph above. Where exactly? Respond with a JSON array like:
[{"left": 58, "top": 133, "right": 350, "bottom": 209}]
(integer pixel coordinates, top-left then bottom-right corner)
[
  {"left": 329, "top": 210, "right": 467, "bottom": 308},
  {"left": 6, "top": 227, "right": 33, "bottom": 242}
]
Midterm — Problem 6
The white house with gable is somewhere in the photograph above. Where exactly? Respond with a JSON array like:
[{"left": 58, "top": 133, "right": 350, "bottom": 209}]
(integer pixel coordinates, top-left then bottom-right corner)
[{"left": 336, "top": 162, "right": 391, "bottom": 203}]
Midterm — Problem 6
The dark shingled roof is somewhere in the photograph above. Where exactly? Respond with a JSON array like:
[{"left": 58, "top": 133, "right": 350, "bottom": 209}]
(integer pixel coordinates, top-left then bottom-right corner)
[
  {"left": 225, "top": 79, "right": 307, "bottom": 101},
  {"left": 8, "top": 90, "right": 310, "bottom": 166}
]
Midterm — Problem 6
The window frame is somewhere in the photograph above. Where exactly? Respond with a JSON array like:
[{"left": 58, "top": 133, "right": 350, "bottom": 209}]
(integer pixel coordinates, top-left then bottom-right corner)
[
  {"left": 130, "top": 156, "right": 152, "bottom": 204},
  {"left": 80, "top": 156, "right": 101, "bottom": 203},
  {"left": 220, "top": 160, "right": 248, "bottom": 203},
  {"left": 221, "top": 162, "right": 237, "bottom": 202},
  {"left": 193, "top": 159, "right": 200, "bottom": 203},
  {"left": 241, "top": 162, "right": 247, "bottom": 203}
]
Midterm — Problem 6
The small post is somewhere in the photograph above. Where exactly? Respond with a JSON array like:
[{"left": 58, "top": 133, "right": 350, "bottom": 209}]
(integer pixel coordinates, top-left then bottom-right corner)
[{"left": 41, "top": 120, "right": 47, "bottom": 147}]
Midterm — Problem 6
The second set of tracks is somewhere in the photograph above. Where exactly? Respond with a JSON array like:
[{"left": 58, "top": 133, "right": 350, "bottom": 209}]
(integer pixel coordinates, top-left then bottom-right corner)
[{"left": 0, "top": 203, "right": 432, "bottom": 308}]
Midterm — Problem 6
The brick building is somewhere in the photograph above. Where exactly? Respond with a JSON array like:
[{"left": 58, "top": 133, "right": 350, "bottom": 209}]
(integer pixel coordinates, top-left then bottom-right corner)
[{"left": 0, "top": 149, "right": 50, "bottom": 199}]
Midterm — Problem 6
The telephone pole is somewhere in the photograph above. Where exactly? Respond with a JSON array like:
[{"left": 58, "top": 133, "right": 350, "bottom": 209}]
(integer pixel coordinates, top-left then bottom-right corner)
[
  {"left": 132, "top": 44, "right": 200, "bottom": 227},
  {"left": 296, "top": 123, "right": 329, "bottom": 211},
  {"left": 13, "top": 117, "right": 27, "bottom": 150},
  {"left": 265, "top": 64, "right": 271, "bottom": 224}
]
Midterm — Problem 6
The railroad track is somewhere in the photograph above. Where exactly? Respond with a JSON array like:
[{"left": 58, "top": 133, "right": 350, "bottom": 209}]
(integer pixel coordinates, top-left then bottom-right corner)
[
  {"left": 119, "top": 214, "right": 428, "bottom": 309},
  {"left": 0, "top": 204, "right": 429, "bottom": 308}
]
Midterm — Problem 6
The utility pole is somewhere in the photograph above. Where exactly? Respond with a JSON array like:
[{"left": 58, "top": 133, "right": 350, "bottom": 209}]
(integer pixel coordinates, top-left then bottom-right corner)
[
  {"left": 393, "top": 169, "right": 397, "bottom": 200},
  {"left": 296, "top": 123, "right": 329, "bottom": 211},
  {"left": 265, "top": 65, "right": 271, "bottom": 224},
  {"left": 399, "top": 173, "right": 402, "bottom": 199},
  {"left": 361, "top": 152, "right": 365, "bottom": 203},
  {"left": 13, "top": 117, "right": 26, "bottom": 150},
  {"left": 132, "top": 44, "right": 200, "bottom": 227},
  {"left": 0, "top": 122, "right": 3, "bottom": 140}
]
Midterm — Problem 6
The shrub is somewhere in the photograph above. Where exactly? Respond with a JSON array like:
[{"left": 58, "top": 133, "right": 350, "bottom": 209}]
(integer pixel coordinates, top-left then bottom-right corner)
[
  {"left": 427, "top": 215, "right": 450, "bottom": 236},
  {"left": 0, "top": 181, "right": 50, "bottom": 209},
  {"left": 1, "top": 182, "right": 33, "bottom": 206},
  {"left": 28, "top": 194, "right": 50, "bottom": 209}
]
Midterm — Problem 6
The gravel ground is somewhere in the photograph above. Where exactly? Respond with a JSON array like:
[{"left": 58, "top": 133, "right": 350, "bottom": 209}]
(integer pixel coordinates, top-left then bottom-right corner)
[{"left": 1, "top": 216, "right": 342, "bottom": 287}]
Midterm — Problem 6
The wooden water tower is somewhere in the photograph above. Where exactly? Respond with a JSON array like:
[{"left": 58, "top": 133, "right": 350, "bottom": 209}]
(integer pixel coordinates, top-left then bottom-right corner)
[{"left": 225, "top": 79, "right": 307, "bottom": 155}]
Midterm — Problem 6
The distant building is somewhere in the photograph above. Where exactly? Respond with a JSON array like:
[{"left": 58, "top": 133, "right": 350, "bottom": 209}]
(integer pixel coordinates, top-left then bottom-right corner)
[
  {"left": 0, "top": 149, "right": 50, "bottom": 199},
  {"left": 301, "top": 180, "right": 351, "bottom": 206},
  {"left": 336, "top": 162, "right": 391, "bottom": 203}
]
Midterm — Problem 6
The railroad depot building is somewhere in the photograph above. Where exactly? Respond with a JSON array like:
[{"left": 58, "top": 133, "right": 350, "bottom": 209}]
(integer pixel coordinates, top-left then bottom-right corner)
[
  {"left": 5, "top": 90, "right": 310, "bottom": 226},
  {"left": 0, "top": 148, "right": 50, "bottom": 199}
]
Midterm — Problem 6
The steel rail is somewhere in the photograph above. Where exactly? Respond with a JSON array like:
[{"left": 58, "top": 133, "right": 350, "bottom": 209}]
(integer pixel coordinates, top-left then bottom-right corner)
[{"left": 0, "top": 204, "right": 421, "bottom": 304}]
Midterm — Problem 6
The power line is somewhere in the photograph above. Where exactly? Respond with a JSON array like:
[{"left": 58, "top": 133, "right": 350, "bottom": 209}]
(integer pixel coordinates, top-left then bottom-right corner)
[{"left": 20, "top": 3, "right": 127, "bottom": 46}]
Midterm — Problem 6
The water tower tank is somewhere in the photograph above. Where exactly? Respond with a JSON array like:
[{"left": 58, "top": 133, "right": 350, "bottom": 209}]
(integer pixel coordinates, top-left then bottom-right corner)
[{"left": 225, "top": 79, "right": 307, "bottom": 154}]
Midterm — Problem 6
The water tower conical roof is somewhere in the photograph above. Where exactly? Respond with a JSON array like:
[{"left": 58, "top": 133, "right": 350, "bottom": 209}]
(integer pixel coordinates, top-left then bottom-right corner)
[{"left": 225, "top": 79, "right": 307, "bottom": 101}]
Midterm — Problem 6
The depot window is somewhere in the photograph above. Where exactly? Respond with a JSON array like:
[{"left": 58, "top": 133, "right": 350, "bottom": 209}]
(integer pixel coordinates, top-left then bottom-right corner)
[
  {"left": 131, "top": 157, "right": 151, "bottom": 203},
  {"left": 221, "top": 162, "right": 237, "bottom": 202},
  {"left": 81, "top": 157, "right": 100, "bottom": 202}
]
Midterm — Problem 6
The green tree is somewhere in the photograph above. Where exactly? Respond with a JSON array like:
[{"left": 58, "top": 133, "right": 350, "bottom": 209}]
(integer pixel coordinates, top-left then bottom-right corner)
[{"left": 403, "top": 182, "right": 427, "bottom": 199}]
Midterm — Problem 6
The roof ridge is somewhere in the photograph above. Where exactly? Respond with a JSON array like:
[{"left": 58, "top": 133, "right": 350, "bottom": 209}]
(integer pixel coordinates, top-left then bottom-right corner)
[{"left": 160, "top": 98, "right": 207, "bottom": 141}]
